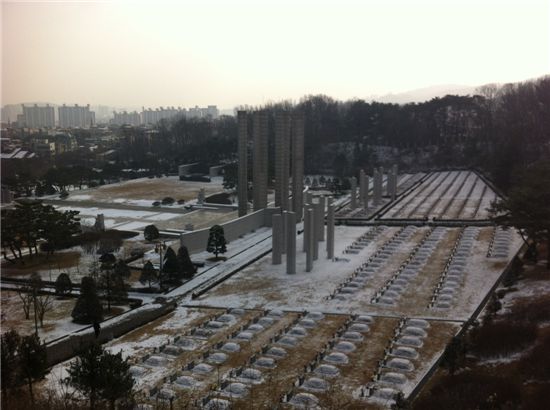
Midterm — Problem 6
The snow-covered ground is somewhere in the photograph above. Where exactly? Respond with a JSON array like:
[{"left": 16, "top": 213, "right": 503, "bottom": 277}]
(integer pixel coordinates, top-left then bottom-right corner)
[
  {"left": 32, "top": 170, "right": 526, "bottom": 408},
  {"left": 185, "top": 225, "right": 523, "bottom": 321},
  {"left": 381, "top": 171, "right": 496, "bottom": 220}
]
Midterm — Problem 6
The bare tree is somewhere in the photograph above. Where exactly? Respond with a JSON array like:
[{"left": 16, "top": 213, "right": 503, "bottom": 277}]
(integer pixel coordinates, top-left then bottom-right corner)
[
  {"left": 35, "top": 293, "right": 54, "bottom": 327},
  {"left": 16, "top": 286, "right": 33, "bottom": 320}
]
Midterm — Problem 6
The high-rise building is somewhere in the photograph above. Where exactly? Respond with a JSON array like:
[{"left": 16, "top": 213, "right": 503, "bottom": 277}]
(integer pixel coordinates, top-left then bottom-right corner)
[
  {"left": 112, "top": 111, "right": 141, "bottom": 126},
  {"left": 206, "top": 105, "right": 219, "bottom": 119},
  {"left": 21, "top": 104, "right": 55, "bottom": 128},
  {"left": 141, "top": 107, "right": 186, "bottom": 124},
  {"left": 58, "top": 104, "right": 95, "bottom": 128}
]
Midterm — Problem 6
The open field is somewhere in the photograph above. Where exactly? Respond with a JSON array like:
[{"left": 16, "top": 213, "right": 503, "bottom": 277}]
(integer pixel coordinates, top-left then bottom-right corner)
[
  {"left": 59, "top": 206, "right": 237, "bottom": 232},
  {"left": 41, "top": 176, "right": 236, "bottom": 233},
  {"left": 58, "top": 176, "right": 226, "bottom": 205}
]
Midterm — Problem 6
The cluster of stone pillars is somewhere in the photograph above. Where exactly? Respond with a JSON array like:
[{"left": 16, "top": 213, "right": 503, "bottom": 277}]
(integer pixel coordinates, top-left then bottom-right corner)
[
  {"left": 349, "top": 164, "right": 399, "bottom": 209},
  {"left": 272, "top": 194, "right": 335, "bottom": 273},
  {"left": 237, "top": 110, "right": 305, "bottom": 219}
]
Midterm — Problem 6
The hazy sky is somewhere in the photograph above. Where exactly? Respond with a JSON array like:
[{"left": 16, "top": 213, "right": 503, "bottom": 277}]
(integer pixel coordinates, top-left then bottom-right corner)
[{"left": 2, "top": 0, "right": 549, "bottom": 108}]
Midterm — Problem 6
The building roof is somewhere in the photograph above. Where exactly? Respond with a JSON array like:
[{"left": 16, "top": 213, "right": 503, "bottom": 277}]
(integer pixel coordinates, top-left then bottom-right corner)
[{"left": 0, "top": 148, "right": 36, "bottom": 159}]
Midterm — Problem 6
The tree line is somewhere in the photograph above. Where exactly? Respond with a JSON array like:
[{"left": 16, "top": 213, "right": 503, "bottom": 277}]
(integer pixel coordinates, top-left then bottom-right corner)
[
  {"left": 3, "top": 76, "right": 548, "bottom": 196},
  {"left": 1, "top": 200, "right": 81, "bottom": 263},
  {"left": 1, "top": 329, "right": 134, "bottom": 410}
]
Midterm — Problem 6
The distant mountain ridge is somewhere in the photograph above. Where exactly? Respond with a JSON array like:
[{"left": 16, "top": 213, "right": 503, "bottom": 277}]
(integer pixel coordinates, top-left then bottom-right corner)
[{"left": 369, "top": 84, "right": 478, "bottom": 104}]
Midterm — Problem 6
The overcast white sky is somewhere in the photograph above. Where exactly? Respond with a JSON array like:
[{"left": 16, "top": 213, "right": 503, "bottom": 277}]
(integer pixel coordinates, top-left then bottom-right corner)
[{"left": 2, "top": 0, "right": 549, "bottom": 108}]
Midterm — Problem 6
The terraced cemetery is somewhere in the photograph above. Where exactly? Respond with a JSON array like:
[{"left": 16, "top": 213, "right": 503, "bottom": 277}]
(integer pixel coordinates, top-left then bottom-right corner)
[{"left": 43, "top": 170, "right": 522, "bottom": 409}]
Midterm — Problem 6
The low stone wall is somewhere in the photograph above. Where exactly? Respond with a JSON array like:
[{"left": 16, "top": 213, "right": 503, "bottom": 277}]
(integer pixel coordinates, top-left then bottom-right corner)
[
  {"left": 45, "top": 300, "right": 176, "bottom": 367},
  {"left": 180, "top": 207, "right": 279, "bottom": 254}
]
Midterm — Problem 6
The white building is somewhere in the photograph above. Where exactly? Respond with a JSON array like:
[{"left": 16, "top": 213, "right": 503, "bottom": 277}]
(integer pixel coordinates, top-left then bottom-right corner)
[
  {"left": 112, "top": 111, "right": 141, "bottom": 126},
  {"left": 21, "top": 104, "right": 55, "bottom": 128},
  {"left": 58, "top": 104, "right": 95, "bottom": 128}
]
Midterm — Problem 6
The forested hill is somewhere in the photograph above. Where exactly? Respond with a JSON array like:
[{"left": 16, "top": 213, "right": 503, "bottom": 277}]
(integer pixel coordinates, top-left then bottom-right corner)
[
  {"left": 169, "top": 76, "right": 549, "bottom": 191},
  {"left": 292, "top": 76, "right": 550, "bottom": 190},
  {"left": 3, "top": 77, "right": 548, "bottom": 196}
]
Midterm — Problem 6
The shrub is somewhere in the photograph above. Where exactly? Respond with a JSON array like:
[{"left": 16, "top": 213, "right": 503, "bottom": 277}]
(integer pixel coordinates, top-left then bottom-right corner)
[
  {"left": 152, "top": 201, "right": 161, "bottom": 207},
  {"left": 161, "top": 197, "right": 175, "bottom": 205},
  {"left": 508, "top": 296, "right": 550, "bottom": 324},
  {"left": 520, "top": 334, "right": 550, "bottom": 380},
  {"left": 469, "top": 321, "right": 537, "bottom": 358},
  {"left": 143, "top": 225, "right": 160, "bottom": 241},
  {"left": 205, "top": 193, "right": 231, "bottom": 204},
  {"left": 72, "top": 277, "right": 103, "bottom": 324},
  {"left": 413, "top": 371, "right": 521, "bottom": 410},
  {"left": 55, "top": 273, "right": 72, "bottom": 297},
  {"left": 177, "top": 199, "right": 185, "bottom": 205},
  {"left": 521, "top": 383, "right": 550, "bottom": 410}
]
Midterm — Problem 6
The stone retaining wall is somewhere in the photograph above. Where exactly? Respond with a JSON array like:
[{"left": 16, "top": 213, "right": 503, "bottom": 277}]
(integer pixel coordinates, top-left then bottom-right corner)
[
  {"left": 45, "top": 300, "right": 176, "bottom": 367},
  {"left": 179, "top": 207, "right": 279, "bottom": 254}
]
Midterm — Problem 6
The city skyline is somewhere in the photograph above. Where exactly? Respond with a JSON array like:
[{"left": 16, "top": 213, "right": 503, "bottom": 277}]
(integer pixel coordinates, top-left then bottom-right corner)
[{"left": 2, "top": 0, "right": 549, "bottom": 108}]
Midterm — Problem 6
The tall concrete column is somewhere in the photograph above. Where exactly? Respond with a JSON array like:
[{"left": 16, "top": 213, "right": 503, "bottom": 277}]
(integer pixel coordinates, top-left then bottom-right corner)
[
  {"left": 359, "top": 170, "right": 366, "bottom": 208},
  {"left": 313, "top": 201, "right": 320, "bottom": 261},
  {"left": 286, "top": 211, "right": 296, "bottom": 274},
  {"left": 272, "top": 213, "right": 283, "bottom": 265},
  {"left": 282, "top": 211, "right": 288, "bottom": 254},
  {"left": 390, "top": 169, "right": 397, "bottom": 201},
  {"left": 306, "top": 191, "right": 313, "bottom": 206},
  {"left": 365, "top": 175, "right": 370, "bottom": 210},
  {"left": 305, "top": 208, "right": 314, "bottom": 272},
  {"left": 350, "top": 177, "right": 357, "bottom": 209},
  {"left": 318, "top": 196, "right": 326, "bottom": 241},
  {"left": 303, "top": 204, "right": 312, "bottom": 252},
  {"left": 373, "top": 169, "right": 382, "bottom": 205},
  {"left": 253, "top": 111, "right": 268, "bottom": 210},
  {"left": 283, "top": 113, "right": 291, "bottom": 210},
  {"left": 392, "top": 164, "right": 398, "bottom": 199},
  {"left": 327, "top": 204, "right": 335, "bottom": 259},
  {"left": 237, "top": 111, "right": 248, "bottom": 217},
  {"left": 275, "top": 112, "right": 291, "bottom": 211},
  {"left": 291, "top": 112, "right": 304, "bottom": 220}
]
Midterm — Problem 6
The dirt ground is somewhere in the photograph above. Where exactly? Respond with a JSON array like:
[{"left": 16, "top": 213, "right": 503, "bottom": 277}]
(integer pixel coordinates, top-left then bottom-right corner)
[{"left": 70, "top": 176, "right": 225, "bottom": 203}]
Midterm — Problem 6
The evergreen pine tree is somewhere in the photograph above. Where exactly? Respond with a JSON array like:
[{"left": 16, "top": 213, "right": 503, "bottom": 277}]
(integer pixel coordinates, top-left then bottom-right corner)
[
  {"left": 162, "top": 247, "right": 179, "bottom": 283},
  {"left": 206, "top": 225, "right": 227, "bottom": 259},
  {"left": 72, "top": 277, "right": 103, "bottom": 324},
  {"left": 66, "top": 343, "right": 134, "bottom": 410},
  {"left": 177, "top": 245, "right": 196, "bottom": 279},
  {"left": 98, "top": 254, "right": 128, "bottom": 312},
  {"left": 143, "top": 224, "right": 160, "bottom": 241},
  {"left": 99, "top": 350, "right": 135, "bottom": 409},
  {"left": 18, "top": 333, "right": 47, "bottom": 404},
  {"left": 1, "top": 329, "right": 21, "bottom": 408},
  {"left": 66, "top": 343, "right": 103, "bottom": 409},
  {"left": 55, "top": 272, "right": 72, "bottom": 297},
  {"left": 113, "top": 260, "right": 131, "bottom": 279},
  {"left": 139, "top": 260, "right": 158, "bottom": 289}
]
